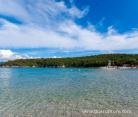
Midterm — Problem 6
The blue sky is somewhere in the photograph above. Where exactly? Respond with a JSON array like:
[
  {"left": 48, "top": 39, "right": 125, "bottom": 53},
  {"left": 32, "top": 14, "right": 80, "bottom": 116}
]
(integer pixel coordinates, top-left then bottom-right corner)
[
  {"left": 0, "top": 0, "right": 138, "bottom": 61},
  {"left": 73, "top": 0, "right": 138, "bottom": 33}
]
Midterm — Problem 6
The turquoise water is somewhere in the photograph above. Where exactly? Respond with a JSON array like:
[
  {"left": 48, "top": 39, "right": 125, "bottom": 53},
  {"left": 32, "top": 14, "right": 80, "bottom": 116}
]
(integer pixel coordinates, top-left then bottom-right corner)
[{"left": 0, "top": 68, "right": 137, "bottom": 117}]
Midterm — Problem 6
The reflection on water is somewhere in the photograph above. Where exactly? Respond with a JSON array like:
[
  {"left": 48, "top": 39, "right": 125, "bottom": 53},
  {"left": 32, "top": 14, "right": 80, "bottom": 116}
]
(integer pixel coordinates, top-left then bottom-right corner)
[{"left": 0, "top": 68, "right": 137, "bottom": 117}]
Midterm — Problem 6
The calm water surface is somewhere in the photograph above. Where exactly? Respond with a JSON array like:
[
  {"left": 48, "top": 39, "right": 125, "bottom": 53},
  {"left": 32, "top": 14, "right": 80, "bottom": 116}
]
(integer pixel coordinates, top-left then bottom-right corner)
[{"left": 0, "top": 68, "right": 137, "bottom": 117}]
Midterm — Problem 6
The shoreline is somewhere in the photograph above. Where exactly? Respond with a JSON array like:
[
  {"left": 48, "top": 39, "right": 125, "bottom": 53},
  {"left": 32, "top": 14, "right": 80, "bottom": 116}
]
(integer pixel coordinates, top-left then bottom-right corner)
[
  {"left": 0, "top": 66, "right": 137, "bottom": 69},
  {"left": 1, "top": 54, "right": 137, "bottom": 69}
]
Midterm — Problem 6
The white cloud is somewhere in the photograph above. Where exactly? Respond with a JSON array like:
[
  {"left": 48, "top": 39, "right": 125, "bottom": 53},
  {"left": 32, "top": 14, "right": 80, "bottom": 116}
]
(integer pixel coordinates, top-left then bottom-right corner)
[
  {"left": 0, "top": 49, "right": 30, "bottom": 61},
  {"left": 0, "top": 0, "right": 30, "bottom": 21},
  {"left": 0, "top": 18, "right": 138, "bottom": 51},
  {"left": 0, "top": 0, "right": 138, "bottom": 56},
  {"left": 0, "top": 0, "right": 86, "bottom": 26}
]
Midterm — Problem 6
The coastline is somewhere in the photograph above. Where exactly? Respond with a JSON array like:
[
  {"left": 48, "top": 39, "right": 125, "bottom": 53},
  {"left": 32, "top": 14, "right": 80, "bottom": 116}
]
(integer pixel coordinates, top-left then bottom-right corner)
[
  {"left": 0, "top": 65, "right": 137, "bottom": 69},
  {"left": 0, "top": 54, "right": 138, "bottom": 69}
]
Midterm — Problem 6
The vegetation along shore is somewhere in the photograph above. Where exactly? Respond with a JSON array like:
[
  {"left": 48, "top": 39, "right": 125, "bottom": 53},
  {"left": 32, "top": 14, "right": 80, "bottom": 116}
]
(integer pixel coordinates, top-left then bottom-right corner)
[{"left": 0, "top": 54, "right": 138, "bottom": 68}]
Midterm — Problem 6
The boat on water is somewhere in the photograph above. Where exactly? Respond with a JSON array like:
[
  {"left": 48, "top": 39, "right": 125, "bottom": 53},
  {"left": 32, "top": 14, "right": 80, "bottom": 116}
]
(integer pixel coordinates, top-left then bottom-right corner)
[
  {"left": 101, "top": 60, "right": 137, "bottom": 69},
  {"left": 106, "top": 60, "right": 117, "bottom": 69}
]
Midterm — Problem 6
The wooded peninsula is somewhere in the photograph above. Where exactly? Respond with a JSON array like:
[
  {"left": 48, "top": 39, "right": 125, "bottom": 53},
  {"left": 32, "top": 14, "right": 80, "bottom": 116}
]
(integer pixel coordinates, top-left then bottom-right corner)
[{"left": 0, "top": 54, "right": 138, "bottom": 68}]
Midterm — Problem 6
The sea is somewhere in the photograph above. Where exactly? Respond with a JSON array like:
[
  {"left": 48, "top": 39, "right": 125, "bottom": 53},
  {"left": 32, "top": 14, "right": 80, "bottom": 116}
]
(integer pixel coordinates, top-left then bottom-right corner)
[{"left": 0, "top": 68, "right": 137, "bottom": 117}]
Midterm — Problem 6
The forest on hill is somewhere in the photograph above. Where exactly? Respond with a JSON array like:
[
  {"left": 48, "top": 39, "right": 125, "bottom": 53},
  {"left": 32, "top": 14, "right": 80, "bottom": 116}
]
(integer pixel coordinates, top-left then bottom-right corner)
[{"left": 1, "top": 54, "right": 138, "bottom": 68}]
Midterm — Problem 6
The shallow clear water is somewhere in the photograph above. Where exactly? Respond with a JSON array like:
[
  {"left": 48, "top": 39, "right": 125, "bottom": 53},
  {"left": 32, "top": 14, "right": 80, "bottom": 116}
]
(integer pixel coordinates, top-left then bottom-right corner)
[{"left": 0, "top": 68, "right": 137, "bottom": 117}]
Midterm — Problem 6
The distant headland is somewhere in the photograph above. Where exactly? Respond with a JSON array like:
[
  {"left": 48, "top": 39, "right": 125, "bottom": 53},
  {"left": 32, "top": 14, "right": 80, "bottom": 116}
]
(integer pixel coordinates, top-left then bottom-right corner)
[{"left": 0, "top": 54, "right": 138, "bottom": 68}]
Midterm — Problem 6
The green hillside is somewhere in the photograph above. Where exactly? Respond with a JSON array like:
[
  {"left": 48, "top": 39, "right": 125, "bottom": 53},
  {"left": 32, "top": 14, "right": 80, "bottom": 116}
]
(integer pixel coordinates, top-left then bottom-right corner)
[{"left": 1, "top": 54, "right": 138, "bottom": 68}]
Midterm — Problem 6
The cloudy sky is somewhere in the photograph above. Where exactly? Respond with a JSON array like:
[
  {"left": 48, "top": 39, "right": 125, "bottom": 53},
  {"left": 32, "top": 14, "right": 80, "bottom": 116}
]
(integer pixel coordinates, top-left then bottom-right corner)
[{"left": 0, "top": 0, "right": 138, "bottom": 61}]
